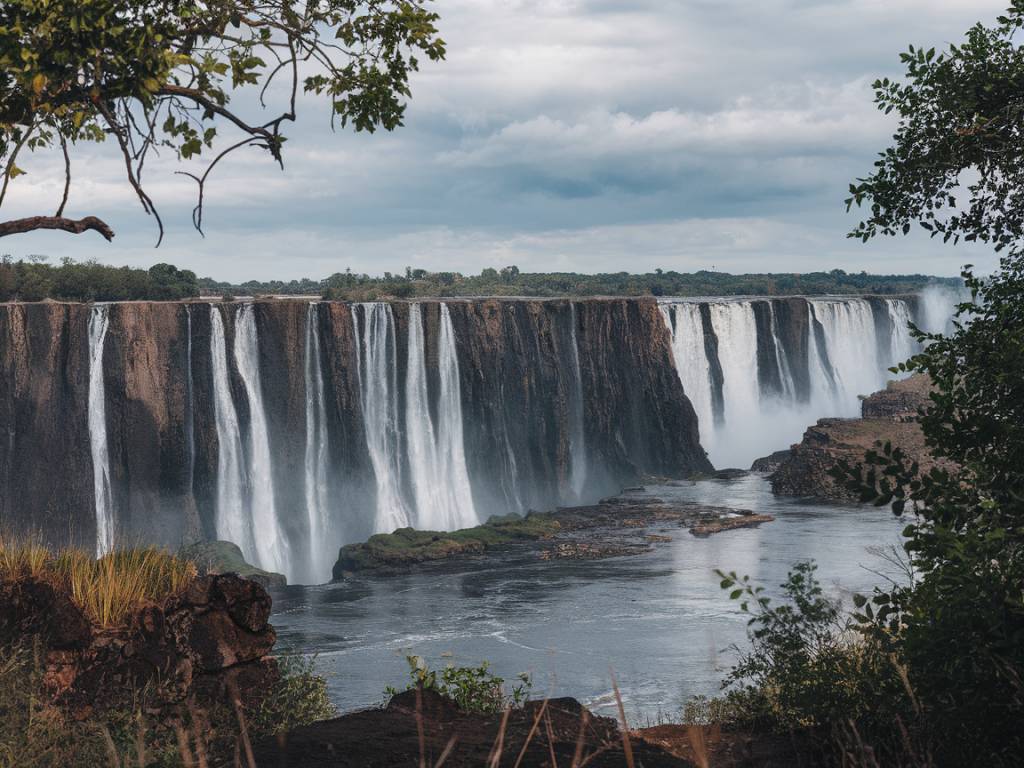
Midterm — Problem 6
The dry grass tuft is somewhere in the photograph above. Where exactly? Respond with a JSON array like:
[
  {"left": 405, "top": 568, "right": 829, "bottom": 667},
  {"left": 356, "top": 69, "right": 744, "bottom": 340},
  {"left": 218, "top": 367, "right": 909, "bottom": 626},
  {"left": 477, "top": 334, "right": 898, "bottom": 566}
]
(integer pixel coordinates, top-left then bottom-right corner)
[{"left": 0, "top": 537, "right": 196, "bottom": 627}]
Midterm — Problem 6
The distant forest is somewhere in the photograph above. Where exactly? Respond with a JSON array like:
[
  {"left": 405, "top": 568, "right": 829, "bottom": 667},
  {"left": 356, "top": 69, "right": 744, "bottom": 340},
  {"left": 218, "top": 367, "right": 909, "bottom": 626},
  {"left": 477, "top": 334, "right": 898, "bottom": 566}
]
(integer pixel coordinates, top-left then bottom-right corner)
[
  {"left": 0, "top": 257, "right": 199, "bottom": 302},
  {"left": 204, "top": 266, "right": 960, "bottom": 300},
  {"left": 1, "top": 256, "right": 960, "bottom": 302}
]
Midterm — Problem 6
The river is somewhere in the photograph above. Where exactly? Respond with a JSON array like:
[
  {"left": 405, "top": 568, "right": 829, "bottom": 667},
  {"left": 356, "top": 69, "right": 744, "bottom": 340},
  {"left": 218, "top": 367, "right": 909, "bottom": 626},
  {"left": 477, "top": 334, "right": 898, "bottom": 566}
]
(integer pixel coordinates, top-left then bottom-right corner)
[{"left": 268, "top": 473, "right": 907, "bottom": 722}]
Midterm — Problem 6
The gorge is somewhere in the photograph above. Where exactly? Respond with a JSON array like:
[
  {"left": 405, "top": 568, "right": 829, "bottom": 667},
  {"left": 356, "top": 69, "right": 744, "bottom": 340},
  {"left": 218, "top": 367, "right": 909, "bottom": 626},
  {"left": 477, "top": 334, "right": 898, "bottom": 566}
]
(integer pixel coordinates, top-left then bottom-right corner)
[{"left": 0, "top": 293, "right": 949, "bottom": 584}]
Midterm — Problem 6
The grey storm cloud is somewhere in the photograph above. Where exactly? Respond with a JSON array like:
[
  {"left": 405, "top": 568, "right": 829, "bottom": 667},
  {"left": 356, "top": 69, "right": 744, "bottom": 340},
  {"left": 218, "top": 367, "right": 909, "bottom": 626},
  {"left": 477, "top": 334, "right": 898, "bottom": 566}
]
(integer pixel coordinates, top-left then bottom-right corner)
[{"left": 3, "top": 0, "right": 1006, "bottom": 279}]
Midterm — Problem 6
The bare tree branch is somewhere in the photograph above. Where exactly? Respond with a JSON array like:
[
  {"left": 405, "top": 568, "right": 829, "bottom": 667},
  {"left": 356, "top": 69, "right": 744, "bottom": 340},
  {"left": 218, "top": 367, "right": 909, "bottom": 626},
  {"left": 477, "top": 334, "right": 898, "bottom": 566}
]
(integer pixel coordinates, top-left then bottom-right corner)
[
  {"left": 56, "top": 136, "right": 70, "bottom": 217},
  {"left": 0, "top": 215, "right": 114, "bottom": 240}
]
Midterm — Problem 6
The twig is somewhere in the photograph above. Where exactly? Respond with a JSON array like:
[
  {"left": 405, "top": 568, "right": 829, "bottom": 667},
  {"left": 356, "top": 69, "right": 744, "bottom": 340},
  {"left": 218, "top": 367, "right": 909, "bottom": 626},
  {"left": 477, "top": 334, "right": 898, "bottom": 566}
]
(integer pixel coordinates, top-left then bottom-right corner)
[{"left": 611, "top": 673, "right": 635, "bottom": 768}]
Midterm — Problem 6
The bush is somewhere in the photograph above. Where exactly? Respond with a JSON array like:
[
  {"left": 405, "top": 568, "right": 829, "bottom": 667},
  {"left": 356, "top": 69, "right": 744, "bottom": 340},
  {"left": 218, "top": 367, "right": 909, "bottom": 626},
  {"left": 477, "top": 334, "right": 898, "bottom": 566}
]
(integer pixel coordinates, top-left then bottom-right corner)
[
  {"left": 385, "top": 656, "right": 531, "bottom": 715},
  {"left": 715, "top": 562, "right": 904, "bottom": 733},
  {"left": 250, "top": 654, "right": 337, "bottom": 735}
]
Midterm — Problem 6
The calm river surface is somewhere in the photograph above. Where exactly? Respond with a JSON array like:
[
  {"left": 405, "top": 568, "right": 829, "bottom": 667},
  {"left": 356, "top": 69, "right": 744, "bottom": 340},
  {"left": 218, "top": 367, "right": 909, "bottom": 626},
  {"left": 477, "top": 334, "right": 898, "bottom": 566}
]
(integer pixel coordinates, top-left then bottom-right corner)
[{"left": 269, "top": 475, "right": 906, "bottom": 722}]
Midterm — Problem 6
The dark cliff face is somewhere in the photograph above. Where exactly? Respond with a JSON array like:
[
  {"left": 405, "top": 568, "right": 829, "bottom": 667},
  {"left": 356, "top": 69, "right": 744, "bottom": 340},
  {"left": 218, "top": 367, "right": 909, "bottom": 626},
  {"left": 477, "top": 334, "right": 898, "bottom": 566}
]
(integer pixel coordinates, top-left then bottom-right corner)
[
  {"left": 0, "top": 303, "right": 94, "bottom": 548},
  {"left": 0, "top": 298, "right": 709, "bottom": 558}
]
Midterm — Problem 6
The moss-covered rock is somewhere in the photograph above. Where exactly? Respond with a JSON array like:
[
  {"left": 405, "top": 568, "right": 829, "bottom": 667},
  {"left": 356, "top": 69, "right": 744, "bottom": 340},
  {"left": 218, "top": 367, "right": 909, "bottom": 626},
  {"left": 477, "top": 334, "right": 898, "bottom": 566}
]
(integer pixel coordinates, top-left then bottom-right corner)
[
  {"left": 332, "top": 514, "right": 561, "bottom": 578},
  {"left": 179, "top": 541, "right": 286, "bottom": 588}
]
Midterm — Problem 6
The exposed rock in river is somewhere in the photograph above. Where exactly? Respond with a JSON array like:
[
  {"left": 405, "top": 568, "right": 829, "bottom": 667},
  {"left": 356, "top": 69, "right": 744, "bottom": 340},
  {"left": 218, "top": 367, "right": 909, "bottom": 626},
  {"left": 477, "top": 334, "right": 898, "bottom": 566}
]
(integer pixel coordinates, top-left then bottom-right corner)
[
  {"left": 333, "top": 491, "right": 770, "bottom": 577},
  {"left": 768, "top": 375, "right": 941, "bottom": 500}
]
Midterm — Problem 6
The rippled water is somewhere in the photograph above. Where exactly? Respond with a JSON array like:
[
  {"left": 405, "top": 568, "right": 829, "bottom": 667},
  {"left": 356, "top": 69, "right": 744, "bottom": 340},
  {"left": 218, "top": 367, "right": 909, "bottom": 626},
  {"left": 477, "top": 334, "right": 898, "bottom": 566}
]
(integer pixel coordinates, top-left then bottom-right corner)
[{"left": 269, "top": 475, "right": 906, "bottom": 721}]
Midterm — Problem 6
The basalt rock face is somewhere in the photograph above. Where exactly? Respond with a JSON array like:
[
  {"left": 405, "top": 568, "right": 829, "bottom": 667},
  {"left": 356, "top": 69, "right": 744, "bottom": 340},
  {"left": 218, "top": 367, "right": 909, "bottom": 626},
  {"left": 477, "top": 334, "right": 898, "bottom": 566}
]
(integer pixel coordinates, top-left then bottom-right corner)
[
  {"left": 1, "top": 573, "right": 277, "bottom": 719},
  {"left": 769, "top": 374, "right": 938, "bottom": 500},
  {"left": 0, "top": 298, "right": 709, "bottom": 582}
]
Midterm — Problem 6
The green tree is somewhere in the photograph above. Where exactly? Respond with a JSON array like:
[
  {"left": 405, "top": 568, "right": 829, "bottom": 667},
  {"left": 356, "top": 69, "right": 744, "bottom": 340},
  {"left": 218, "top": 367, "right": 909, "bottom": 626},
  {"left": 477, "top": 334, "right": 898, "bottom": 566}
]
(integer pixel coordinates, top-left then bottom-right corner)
[
  {"left": 836, "top": 3, "right": 1024, "bottom": 763},
  {"left": 0, "top": 0, "right": 445, "bottom": 243}
]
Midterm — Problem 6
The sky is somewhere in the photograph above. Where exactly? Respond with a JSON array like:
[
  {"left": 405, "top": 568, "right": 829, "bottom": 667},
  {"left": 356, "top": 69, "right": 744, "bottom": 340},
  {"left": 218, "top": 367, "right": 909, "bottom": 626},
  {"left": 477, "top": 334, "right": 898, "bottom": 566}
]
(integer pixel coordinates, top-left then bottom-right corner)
[{"left": 2, "top": 0, "right": 1010, "bottom": 281}]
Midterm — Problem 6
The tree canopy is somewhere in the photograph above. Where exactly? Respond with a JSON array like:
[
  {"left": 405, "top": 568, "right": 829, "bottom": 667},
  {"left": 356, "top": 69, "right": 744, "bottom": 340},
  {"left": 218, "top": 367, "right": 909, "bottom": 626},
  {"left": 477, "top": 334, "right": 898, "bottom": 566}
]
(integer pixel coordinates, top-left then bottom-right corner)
[{"left": 0, "top": 1, "right": 445, "bottom": 242}]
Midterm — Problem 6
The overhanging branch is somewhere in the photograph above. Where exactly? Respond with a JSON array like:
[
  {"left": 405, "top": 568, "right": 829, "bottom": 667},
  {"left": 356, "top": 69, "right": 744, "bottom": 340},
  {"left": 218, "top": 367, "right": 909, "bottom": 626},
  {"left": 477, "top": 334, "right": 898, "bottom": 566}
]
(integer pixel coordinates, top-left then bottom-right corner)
[{"left": 0, "top": 216, "right": 115, "bottom": 241}]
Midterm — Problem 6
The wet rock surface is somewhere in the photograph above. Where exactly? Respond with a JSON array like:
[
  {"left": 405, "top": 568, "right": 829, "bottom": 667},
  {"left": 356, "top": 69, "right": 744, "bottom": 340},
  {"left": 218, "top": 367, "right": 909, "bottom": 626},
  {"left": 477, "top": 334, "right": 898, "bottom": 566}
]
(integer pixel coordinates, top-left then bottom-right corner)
[{"left": 179, "top": 540, "right": 287, "bottom": 588}]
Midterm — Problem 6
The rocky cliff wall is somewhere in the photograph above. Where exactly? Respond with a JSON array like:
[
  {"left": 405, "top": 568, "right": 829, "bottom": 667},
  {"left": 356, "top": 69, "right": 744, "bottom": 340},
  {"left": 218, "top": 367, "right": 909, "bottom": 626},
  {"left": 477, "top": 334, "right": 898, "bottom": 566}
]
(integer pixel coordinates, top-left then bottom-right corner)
[{"left": 0, "top": 298, "right": 710, "bottom": 578}]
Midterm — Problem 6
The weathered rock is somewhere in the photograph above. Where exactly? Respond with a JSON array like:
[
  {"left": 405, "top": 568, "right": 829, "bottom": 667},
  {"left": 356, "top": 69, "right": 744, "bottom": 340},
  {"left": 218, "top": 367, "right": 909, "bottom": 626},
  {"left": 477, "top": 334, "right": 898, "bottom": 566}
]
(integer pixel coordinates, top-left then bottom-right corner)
[
  {"left": 750, "top": 450, "right": 791, "bottom": 473},
  {"left": 179, "top": 540, "right": 287, "bottom": 588},
  {"left": 770, "top": 375, "right": 946, "bottom": 501},
  {"left": 689, "top": 514, "right": 774, "bottom": 537},
  {"left": 1, "top": 574, "right": 278, "bottom": 720}
]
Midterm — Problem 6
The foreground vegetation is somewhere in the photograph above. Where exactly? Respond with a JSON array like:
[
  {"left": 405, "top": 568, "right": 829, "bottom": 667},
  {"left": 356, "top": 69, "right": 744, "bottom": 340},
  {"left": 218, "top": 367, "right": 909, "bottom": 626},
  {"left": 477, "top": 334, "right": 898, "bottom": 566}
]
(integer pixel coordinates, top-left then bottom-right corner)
[
  {"left": 0, "top": 538, "right": 196, "bottom": 626},
  {"left": 697, "top": 4, "right": 1024, "bottom": 765}
]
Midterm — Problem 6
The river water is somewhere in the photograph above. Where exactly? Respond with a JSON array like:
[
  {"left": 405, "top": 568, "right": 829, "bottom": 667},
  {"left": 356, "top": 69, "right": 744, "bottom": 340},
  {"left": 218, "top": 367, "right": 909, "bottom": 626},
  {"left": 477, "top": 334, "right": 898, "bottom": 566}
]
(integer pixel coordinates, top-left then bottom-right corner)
[{"left": 268, "top": 474, "right": 906, "bottom": 722}]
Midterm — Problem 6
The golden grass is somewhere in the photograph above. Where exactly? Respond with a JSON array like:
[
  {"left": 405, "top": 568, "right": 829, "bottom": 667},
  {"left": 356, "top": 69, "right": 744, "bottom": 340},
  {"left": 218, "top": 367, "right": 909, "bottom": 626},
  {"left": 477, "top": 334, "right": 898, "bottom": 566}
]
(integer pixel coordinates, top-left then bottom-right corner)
[{"left": 0, "top": 537, "right": 196, "bottom": 627}]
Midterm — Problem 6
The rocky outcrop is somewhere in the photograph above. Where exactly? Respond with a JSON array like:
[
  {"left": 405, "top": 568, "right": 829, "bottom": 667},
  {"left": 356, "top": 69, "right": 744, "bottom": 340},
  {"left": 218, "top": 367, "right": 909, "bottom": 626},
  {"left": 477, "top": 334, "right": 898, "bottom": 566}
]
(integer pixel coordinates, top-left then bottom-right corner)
[
  {"left": 333, "top": 491, "right": 767, "bottom": 577},
  {"left": 179, "top": 540, "right": 287, "bottom": 588},
  {"left": 1, "top": 573, "right": 277, "bottom": 719},
  {"left": 769, "top": 375, "right": 939, "bottom": 500}
]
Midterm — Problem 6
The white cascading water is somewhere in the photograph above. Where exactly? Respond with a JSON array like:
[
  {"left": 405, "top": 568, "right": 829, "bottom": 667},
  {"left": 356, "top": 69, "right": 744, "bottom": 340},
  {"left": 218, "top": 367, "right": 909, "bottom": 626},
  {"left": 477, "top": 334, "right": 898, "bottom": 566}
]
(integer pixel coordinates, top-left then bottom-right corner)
[
  {"left": 404, "top": 304, "right": 478, "bottom": 530},
  {"left": 660, "top": 297, "right": 919, "bottom": 469},
  {"left": 185, "top": 305, "right": 196, "bottom": 493},
  {"left": 233, "top": 303, "right": 288, "bottom": 576},
  {"left": 708, "top": 301, "right": 761, "bottom": 459},
  {"left": 660, "top": 303, "right": 716, "bottom": 455},
  {"left": 303, "top": 302, "right": 331, "bottom": 583},
  {"left": 88, "top": 305, "right": 114, "bottom": 556},
  {"left": 436, "top": 304, "right": 478, "bottom": 528},
  {"left": 209, "top": 306, "right": 254, "bottom": 560},
  {"left": 357, "top": 302, "right": 410, "bottom": 533},
  {"left": 566, "top": 303, "right": 588, "bottom": 502},
  {"left": 809, "top": 299, "right": 883, "bottom": 410},
  {"left": 885, "top": 299, "right": 917, "bottom": 366}
]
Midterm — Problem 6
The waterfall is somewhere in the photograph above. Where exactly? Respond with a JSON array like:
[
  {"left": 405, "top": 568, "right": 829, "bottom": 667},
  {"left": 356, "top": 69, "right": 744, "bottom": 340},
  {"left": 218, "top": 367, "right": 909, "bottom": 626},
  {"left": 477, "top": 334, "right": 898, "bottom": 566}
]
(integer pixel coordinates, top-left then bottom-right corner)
[
  {"left": 357, "top": 302, "right": 410, "bottom": 533},
  {"left": 884, "top": 299, "right": 916, "bottom": 366},
  {"left": 659, "top": 295, "right": 929, "bottom": 469},
  {"left": 233, "top": 304, "right": 288, "bottom": 576},
  {"left": 404, "top": 304, "right": 478, "bottom": 530},
  {"left": 88, "top": 305, "right": 114, "bottom": 556},
  {"left": 708, "top": 301, "right": 761, "bottom": 436},
  {"left": 436, "top": 304, "right": 478, "bottom": 528},
  {"left": 303, "top": 302, "right": 331, "bottom": 583},
  {"left": 567, "top": 303, "right": 588, "bottom": 502},
  {"left": 210, "top": 306, "right": 253, "bottom": 559},
  {"left": 660, "top": 303, "right": 715, "bottom": 454},
  {"left": 808, "top": 299, "right": 882, "bottom": 410},
  {"left": 768, "top": 303, "right": 795, "bottom": 400}
]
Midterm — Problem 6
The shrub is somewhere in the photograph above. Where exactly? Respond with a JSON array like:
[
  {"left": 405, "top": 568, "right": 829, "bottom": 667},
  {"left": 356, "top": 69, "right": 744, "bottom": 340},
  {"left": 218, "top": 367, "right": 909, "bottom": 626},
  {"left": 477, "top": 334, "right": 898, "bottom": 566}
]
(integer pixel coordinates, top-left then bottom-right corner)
[
  {"left": 385, "top": 655, "right": 531, "bottom": 715},
  {"left": 250, "top": 654, "right": 337, "bottom": 735},
  {"left": 0, "top": 539, "right": 197, "bottom": 627}
]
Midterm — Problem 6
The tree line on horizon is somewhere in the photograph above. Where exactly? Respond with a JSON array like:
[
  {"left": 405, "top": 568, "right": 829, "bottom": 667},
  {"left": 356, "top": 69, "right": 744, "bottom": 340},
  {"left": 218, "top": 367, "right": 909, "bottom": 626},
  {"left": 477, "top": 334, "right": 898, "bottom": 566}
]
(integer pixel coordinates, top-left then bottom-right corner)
[{"left": 0, "top": 257, "right": 959, "bottom": 302}]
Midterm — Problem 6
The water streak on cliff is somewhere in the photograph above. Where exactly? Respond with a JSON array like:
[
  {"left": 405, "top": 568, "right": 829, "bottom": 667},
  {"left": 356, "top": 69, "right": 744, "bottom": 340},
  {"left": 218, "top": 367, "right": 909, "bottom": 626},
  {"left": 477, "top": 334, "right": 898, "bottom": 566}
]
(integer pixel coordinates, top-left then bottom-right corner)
[
  {"left": 87, "top": 305, "right": 114, "bottom": 556},
  {"left": 567, "top": 303, "right": 588, "bottom": 503},
  {"left": 303, "top": 302, "right": 331, "bottom": 582}
]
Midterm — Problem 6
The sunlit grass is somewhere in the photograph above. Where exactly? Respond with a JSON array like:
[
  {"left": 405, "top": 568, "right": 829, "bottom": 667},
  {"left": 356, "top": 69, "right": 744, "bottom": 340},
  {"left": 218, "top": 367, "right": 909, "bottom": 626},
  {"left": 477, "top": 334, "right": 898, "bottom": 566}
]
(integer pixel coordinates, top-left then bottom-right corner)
[{"left": 0, "top": 536, "right": 196, "bottom": 627}]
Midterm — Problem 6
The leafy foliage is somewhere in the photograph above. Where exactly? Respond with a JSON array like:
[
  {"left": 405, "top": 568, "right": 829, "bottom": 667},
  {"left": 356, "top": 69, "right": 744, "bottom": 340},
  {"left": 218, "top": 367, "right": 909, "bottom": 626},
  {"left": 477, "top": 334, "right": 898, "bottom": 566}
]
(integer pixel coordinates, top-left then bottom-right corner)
[
  {"left": 0, "top": 256, "right": 199, "bottom": 301},
  {"left": 825, "top": 4, "right": 1024, "bottom": 763},
  {"left": 385, "top": 655, "right": 531, "bottom": 715},
  {"left": 847, "top": 3, "right": 1024, "bottom": 252},
  {"left": 250, "top": 654, "right": 337, "bottom": 736},
  {"left": 715, "top": 562, "right": 902, "bottom": 732},
  {"left": 0, "top": 0, "right": 445, "bottom": 240}
]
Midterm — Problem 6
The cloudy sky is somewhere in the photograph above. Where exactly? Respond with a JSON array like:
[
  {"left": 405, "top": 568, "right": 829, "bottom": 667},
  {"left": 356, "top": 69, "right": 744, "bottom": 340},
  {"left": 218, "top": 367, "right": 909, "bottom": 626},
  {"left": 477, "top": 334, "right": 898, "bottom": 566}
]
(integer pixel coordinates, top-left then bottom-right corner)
[{"left": 2, "top": 0, "right": 1008, "bottom": 281}]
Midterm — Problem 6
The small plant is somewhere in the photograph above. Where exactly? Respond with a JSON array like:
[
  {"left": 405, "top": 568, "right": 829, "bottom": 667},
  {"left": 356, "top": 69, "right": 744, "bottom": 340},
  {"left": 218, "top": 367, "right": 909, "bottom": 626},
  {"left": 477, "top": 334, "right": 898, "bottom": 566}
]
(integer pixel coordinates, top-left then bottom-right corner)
[
  {"left": 385, "top": 655, "right": 531, "bottom": 715},
  {"left": 250, "top": 654, "right": 337, "bottom": 736}
]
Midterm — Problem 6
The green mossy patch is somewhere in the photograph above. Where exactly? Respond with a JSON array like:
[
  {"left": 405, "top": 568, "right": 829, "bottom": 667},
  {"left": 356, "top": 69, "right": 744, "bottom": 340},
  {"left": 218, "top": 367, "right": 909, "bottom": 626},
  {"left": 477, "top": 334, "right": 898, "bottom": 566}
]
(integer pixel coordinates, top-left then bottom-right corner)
[{"left": 333, "top": 513, "right": 561, "bottom": 576}]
